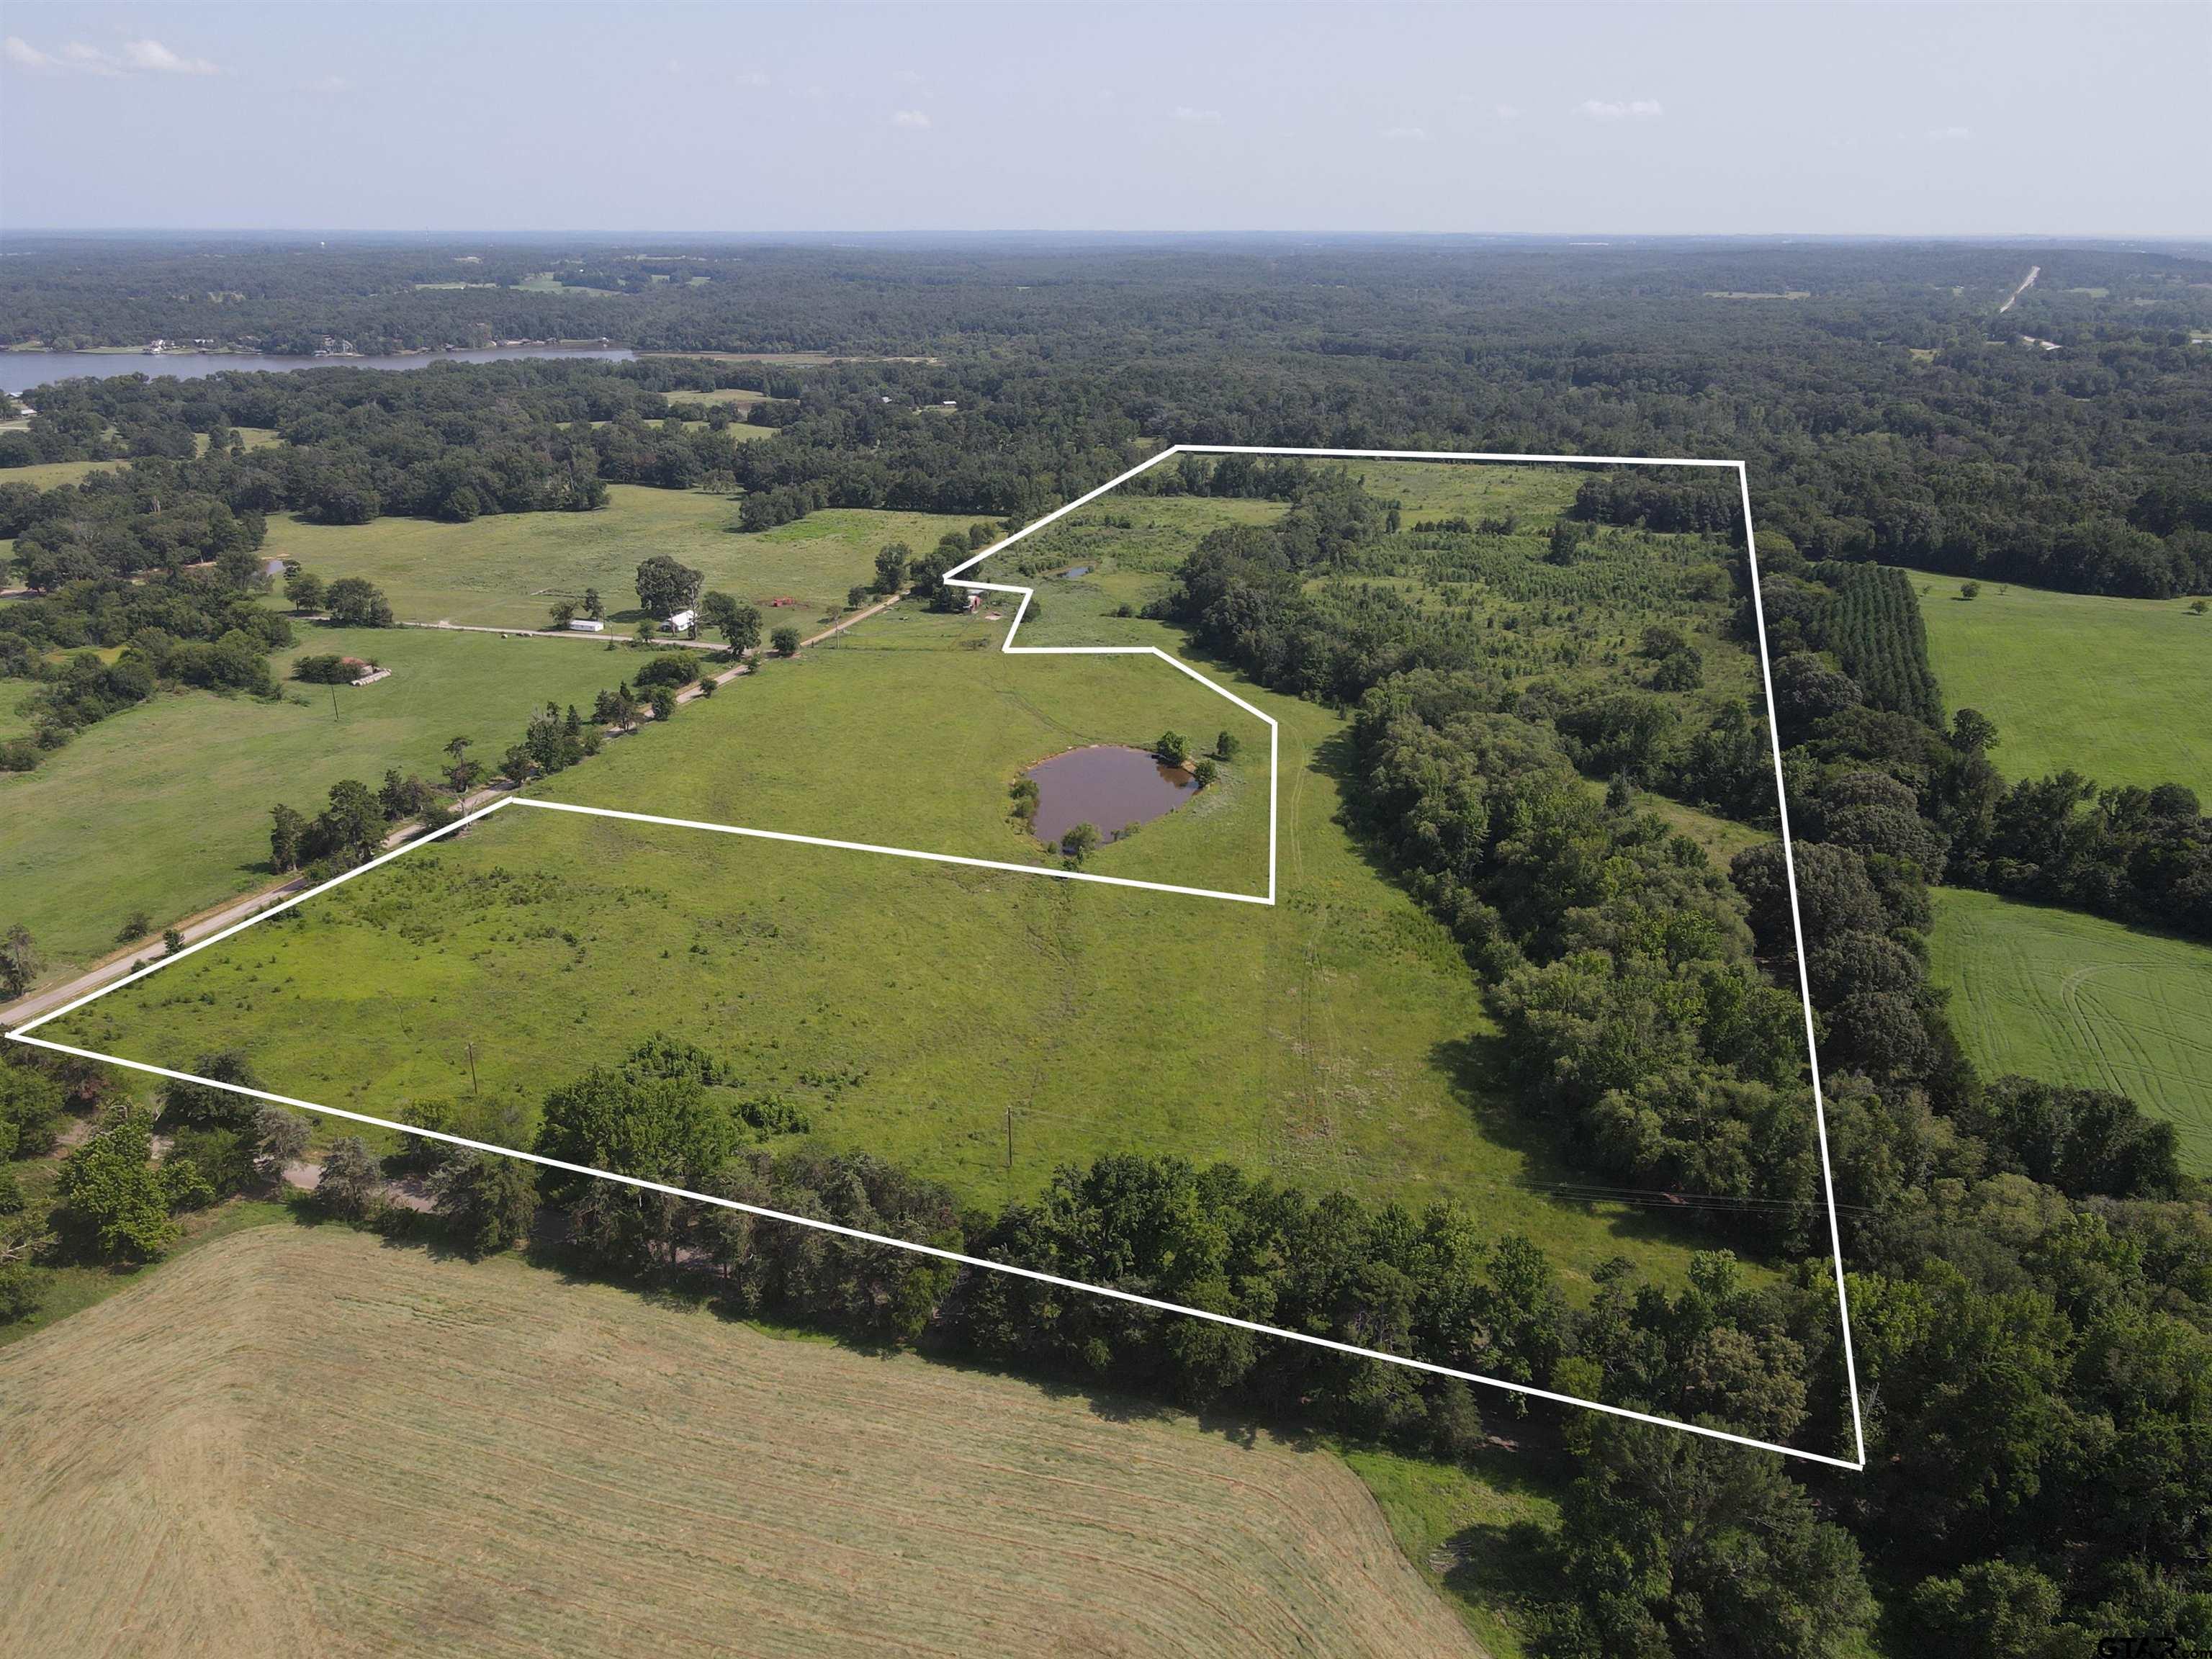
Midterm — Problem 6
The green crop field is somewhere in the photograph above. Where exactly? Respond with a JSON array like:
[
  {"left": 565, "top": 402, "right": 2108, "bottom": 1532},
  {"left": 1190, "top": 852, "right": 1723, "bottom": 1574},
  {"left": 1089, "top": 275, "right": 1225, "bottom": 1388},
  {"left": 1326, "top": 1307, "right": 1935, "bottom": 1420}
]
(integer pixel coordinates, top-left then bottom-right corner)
[
  {"left": 1904, "top": 566, "right": 2212, "bottom": 800},
  {"left": 0, "top": 626, "right": 650, "bottom": 983},
  {"left": 0, "top": 1224, "right": 1483, "bottom": 1659},
  {"left": 1929, "top": 887, "right": 2212, "bottom": 1172},
  {"left": 261, "top": 486, "right": 976, "bottom": 630},
  {"left": 54, "top": 602, "right": 1767, "bottom": 1298}
]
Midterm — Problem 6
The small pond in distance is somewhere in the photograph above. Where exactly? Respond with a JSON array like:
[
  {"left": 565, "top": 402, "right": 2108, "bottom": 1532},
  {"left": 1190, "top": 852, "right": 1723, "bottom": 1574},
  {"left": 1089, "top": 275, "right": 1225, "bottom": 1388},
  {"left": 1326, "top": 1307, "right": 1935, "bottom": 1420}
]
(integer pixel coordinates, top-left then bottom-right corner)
[{"left": 1025, "top": 745, "right": 1197, "bottom": 845}]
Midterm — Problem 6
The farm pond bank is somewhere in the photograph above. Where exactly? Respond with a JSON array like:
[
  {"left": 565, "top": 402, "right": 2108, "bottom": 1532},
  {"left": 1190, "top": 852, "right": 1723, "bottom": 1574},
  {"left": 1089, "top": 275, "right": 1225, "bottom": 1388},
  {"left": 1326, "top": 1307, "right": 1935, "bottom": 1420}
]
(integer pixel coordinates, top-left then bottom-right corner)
[{"left": 1025, "top": 744, "right": 1198, "bottom": 845}]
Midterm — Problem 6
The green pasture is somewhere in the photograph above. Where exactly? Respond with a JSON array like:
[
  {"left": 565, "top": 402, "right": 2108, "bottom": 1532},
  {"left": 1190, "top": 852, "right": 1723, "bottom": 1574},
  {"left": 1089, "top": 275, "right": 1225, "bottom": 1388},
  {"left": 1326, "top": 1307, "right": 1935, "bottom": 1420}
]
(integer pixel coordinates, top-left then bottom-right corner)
[
  {"left": 989, "top": 493, "right": 1288, "bottom": 577},
  {"left": 54, "top": 605, "right": 1763, "bottom": 1301},
  {"left": 1359, "top": 459, "right": 1586, "bottom": 525},
  {"left": 1903, "top": 566, "right": 2211, "bottom": 800},
  {"left": 0, "top": 626, "right": 646, "bottom": 982},
  {"left": 261, "top": 487, "right": 974, "bottom": 630},
  {"left": 0, "top": 458, "right": 127, "bottom": 490},
  {"left": 661, "top": 387, "right": 766, "bottom": 407},
  {"left": 553, "top": 603, "right": 1272, "bottom": 885},
  {"left": 1929, "top": 887, "right": 2212, "bottom": 1172}
]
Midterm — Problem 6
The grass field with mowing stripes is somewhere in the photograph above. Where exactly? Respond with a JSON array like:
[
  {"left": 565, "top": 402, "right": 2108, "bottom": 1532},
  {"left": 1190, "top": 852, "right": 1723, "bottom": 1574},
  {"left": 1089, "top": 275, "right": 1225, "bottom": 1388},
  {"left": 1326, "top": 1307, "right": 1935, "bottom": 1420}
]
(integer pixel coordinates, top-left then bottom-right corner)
[
  {"left": 1929, "top": 886, "right": 2212, "bottom": 1173},
  {"left": 0, "top": 1224, "right": 1485, "bottom": 1659}
]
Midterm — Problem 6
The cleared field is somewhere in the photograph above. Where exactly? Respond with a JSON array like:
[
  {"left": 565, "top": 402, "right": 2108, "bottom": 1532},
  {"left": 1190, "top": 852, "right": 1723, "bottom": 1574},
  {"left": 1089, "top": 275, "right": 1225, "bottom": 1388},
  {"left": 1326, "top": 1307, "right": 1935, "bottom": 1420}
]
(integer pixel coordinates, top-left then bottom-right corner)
[
  {"left": 55, "top": 604, "right": 1751, "bottom": 1295},
  {"left": 262, "top": 486, "right": 974, "bottom": 629},
  {"left": 0, "top": 1225, "right": 1481, "bottom": 1659},
  {"left": 1929, "top": 887, "right": 2212, "bottom": 1172},
  {"left": 0, "top": 457, "right": 128, "bottom": 490},
  {"left": 662, "top": 386, "right": 767, "bottom": 407},
  {"left": 1902, "top": 566, "right": 2211, "bottom": 799},
  {"left": 1, "top": 626, "right": 645, "bottom": 982}
]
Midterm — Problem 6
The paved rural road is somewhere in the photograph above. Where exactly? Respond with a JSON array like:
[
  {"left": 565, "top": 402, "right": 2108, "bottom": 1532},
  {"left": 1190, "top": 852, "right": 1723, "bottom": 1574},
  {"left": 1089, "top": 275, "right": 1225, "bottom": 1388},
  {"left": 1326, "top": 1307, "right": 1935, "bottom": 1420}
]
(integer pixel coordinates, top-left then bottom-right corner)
[
  {"left": 1, "top": 595, "right": 906, "bottom": 1030},
  {"left": 1999, "top": 264, "right": 2041, "bottom": 313}
]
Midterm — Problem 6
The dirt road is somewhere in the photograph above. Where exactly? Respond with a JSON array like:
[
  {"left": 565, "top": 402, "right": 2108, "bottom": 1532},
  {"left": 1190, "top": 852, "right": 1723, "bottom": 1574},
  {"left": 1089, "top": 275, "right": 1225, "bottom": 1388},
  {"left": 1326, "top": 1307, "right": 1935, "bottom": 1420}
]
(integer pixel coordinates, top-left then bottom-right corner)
[
  {"left": 1, "top": 596, "right": 903, "bottom": 1030},
  {"left": 1999, "top": 264, "right": 2040, "bottom": 313}
]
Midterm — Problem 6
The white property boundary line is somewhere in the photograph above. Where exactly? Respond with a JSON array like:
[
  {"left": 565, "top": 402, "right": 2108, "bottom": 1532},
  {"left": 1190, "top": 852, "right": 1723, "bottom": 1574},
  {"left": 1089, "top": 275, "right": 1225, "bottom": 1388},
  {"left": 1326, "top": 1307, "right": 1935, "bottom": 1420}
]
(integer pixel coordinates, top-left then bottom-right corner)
[{"left": 7, "top": 445, "right": 1867, "bottom": 1473}]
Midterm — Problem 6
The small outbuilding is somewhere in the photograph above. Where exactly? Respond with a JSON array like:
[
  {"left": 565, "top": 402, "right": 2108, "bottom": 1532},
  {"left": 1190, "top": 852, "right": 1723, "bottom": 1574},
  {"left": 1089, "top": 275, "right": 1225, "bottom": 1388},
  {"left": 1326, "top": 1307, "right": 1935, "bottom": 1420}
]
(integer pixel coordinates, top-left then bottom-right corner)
[
  {"left": 662, "top": 608, "right": 697, "bottom": 634},
  {"left": 567, "top": 617, "right": 606, "bottom": 634}
]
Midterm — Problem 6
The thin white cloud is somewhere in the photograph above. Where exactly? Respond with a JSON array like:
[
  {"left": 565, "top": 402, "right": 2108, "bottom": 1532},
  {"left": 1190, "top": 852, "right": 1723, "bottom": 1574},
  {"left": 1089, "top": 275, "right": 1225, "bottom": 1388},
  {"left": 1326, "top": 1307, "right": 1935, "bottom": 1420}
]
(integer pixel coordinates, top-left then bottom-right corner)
[
  {"left": 122, "top": 39, "right": 220, "bottom": 75},
  {"left": 1494, "top": 103, "right": 1522, "bottom": 122},
  {"left": 60, "top": 41, "right": 123, "bottom": 76},
  {"left": 893, "top": 68, "right": 924, "bottom": 86},
  {"left": 1927, "top": 125, "right": 1972, "bottom": 141},
  {"left": 1575, "top": 98, "right": 1663, "bottom": 122},
  {"left": 733, "top": 70, "right": 769, "bottom": 88},
  {"left": 1174, "top": 105, "right": 1225, "bottom": 125},
  {"left": 6, "top": 35, "right": 221, "bottom": 76},
  {"left": 890, "top": 109, "right": 931, "bottom": 129},
  {"left": 300, "top": 73, "right": 349, "bottom": 94},
  {"left": 4, "top": 36, "right": 59, "bottom": 71},
  {"left": 1381, "top": 125, "right": 1427, "bottom": 143}
]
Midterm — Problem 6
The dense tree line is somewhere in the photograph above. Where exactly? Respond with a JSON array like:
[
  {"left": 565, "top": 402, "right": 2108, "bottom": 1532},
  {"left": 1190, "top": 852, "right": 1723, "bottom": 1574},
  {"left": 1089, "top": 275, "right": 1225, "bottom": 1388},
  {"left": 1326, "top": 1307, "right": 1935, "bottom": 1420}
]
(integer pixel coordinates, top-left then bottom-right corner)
[
  {"left": 0, "top": 556, "right": 290, "bottom": 771},
  {"left": 0, "top": 464, "right": 264, "bottom": 589},
  {"left": 9, "top": 238, "right": 2206, "bottom": 597},
  {"left": 1768, "top": 548, "right": 2212, "bottom": 944},
  {"left": 1134, "top": 459, "right": 2210, "bottom": 1646},
  {"left": 5, "top": 237, "right": 2211, "bottom": 1652},
  {"left": 1972, "top": 773, "right": 2212, "bottom": 941},
  {"left": 0, "top": 358, "right": 801, "bottom": 539},
  {"left": 208, "top": 1034, "right": 2167, "bottom": 1655}
]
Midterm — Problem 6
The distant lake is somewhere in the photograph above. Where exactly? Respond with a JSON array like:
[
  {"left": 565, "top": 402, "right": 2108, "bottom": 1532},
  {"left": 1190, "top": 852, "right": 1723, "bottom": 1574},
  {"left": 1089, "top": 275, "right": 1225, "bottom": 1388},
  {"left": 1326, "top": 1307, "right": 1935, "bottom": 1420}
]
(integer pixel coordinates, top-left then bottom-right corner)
[{"left": 0, "top": 346, "right": 635, "bottom": 396}]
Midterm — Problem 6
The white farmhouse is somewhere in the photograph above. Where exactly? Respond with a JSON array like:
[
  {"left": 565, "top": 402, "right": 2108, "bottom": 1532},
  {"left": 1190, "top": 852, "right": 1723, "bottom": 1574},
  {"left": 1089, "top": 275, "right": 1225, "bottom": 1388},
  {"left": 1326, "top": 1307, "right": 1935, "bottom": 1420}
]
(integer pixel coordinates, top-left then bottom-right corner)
[{"left": 662, "top": 608, "right": 697, "bottom": 634}]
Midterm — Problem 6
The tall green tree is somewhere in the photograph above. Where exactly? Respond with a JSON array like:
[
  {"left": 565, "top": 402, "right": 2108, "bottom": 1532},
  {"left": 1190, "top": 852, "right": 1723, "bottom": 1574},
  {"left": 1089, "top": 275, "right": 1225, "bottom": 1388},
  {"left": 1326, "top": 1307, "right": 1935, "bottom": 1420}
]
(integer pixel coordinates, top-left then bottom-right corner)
[
  {"left": 634, "top": 554, "right": 703, "bottom": 621},
  {"left": 56, "top": 1116, "right": 177, "bottom": 1263}
]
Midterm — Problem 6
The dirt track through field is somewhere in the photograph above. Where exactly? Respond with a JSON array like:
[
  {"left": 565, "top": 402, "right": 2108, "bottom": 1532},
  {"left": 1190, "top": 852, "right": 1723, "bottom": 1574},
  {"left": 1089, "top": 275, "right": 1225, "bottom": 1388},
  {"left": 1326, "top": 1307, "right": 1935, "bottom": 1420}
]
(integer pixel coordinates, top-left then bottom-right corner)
[{"left": 0, "top": 1226, "right": 1481, "bottom": 1659}]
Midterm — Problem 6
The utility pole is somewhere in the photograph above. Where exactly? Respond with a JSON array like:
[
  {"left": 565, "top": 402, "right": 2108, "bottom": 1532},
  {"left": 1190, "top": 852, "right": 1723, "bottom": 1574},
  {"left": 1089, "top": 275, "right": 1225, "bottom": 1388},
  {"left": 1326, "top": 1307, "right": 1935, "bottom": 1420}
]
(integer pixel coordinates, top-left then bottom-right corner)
[
  {"left": 466, "top": 1040, "right": 479, "bottom": 1096},
  {"left": 1004, "top": 1107, "right": 1014, "bottom": 1174},
  {"left": 330, "top": 683, "right": 341, "bottom": 723}
]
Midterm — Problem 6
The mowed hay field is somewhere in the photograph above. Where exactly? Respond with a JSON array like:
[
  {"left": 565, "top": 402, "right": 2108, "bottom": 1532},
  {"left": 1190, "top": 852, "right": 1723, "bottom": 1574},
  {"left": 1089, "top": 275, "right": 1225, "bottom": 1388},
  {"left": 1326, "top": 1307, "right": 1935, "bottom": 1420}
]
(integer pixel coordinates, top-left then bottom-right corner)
[
  {"left": 1902, "top": 566, "right": 2212, "bottom": 800},
  {"left": 0, "top": 1226, "right": 1480, "bottom": 1659},
  {"left": 0, "top": 626, "right": 643, "bottom": 983},
  {"left": 1930, "top": 887, "right": 2212, "bottom": 1173},
  {"left": 57, "top": 606, "right": 1745, "bottom": 1295},
  {"left": 261, "top": 485, "right": 977, "bottom": 629}
]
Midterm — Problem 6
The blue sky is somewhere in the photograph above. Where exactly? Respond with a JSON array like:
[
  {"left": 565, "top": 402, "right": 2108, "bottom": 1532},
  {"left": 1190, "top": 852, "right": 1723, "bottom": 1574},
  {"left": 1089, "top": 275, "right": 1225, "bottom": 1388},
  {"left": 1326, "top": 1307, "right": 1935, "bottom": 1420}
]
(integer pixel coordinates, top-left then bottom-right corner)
[{"left": 2, "top": 1, "right": 2205, "bottom": 235}]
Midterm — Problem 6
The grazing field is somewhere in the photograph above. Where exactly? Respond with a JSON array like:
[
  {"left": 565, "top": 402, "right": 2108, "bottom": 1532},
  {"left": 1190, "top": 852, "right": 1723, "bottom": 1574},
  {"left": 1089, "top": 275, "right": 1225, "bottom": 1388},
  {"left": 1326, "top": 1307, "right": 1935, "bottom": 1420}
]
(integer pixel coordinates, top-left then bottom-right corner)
[
  {"left": 0, "top": 1225, "right": 1482, "bottom": 1659},
  {"left": 1929, "top": 887, "right": 2212, "bottom": 1172},
  {"left": 0, "top": 626, "right": 644, "bottom": 983},
  {"left": 261, "top": 486, "right": 975, "bottom": 629},
  {"left": 0, "top": 457, "right": 128, "bottom": 490},
  {"left": 55, "top": 604, "right": 1756, "bottom": 1295},
  {"left": 661, "top": 386, "right": 767, "bottom": 407},
  {"left": 1902, "top": 567, "right": 2212, "bottom": 799}
]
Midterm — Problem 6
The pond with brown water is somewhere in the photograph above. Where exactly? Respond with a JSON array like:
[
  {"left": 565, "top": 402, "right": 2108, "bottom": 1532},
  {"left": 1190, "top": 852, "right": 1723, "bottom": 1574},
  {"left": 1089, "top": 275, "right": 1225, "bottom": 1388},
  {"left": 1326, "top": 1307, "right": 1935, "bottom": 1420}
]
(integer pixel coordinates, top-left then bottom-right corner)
[{"left": 1024, "top": 745, "right": 1197, "bottom": 845}]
